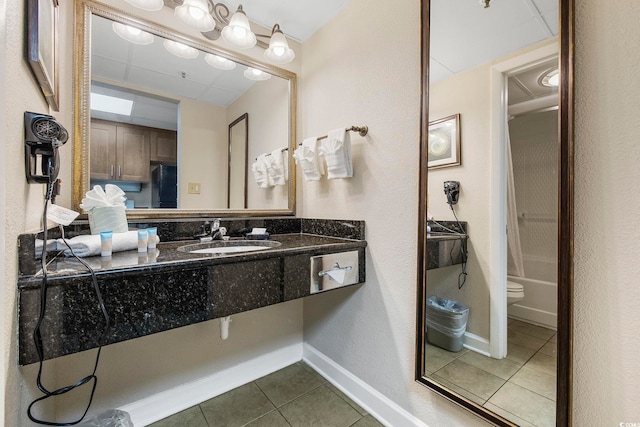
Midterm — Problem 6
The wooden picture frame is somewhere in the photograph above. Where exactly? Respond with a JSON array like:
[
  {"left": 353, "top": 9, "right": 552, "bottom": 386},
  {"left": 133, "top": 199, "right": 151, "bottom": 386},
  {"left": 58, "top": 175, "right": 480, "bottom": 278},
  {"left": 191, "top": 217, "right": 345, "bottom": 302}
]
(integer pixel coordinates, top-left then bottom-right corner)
[
  {"left": 427, "top": 113, "right": 460, "bottom": 169},
  {"left": 27, "top": 0, "right": 59, "bottom": 111}
]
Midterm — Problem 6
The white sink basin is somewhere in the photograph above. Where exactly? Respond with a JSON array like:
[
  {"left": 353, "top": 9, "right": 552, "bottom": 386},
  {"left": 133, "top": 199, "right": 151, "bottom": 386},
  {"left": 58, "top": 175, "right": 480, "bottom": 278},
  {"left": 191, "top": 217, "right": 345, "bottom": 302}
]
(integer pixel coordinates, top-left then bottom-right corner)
[
  {"left": 190, "top": 245, "right": 273, "bottom": 254},
  {"left": 178, "top": 240, "right": 281, "bottom": 254}
]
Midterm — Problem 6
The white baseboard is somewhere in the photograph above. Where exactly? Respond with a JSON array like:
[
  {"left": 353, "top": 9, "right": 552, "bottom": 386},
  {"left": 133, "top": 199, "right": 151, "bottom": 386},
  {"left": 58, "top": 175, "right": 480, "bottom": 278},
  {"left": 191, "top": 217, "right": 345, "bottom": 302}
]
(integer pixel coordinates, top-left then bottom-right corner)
[
  {"left": 463, "top": 331, "right": 490, "bottom": 356},
  {"left": 508, "top": 305, "right": 557, "bottom": 330},
  {"left": 119, "top": 343, "right": 303, "bottom": 426},
  {"left": 303, "top": 344, "right": 427, "bottom": 427}
]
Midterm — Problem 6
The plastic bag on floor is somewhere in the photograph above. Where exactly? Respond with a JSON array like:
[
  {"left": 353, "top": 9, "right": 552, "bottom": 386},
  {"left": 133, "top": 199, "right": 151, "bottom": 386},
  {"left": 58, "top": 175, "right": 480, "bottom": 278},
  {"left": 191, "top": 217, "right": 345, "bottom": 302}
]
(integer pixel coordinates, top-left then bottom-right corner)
[{"left": 77, "top": 409, "right": 133, "bottom": 427}]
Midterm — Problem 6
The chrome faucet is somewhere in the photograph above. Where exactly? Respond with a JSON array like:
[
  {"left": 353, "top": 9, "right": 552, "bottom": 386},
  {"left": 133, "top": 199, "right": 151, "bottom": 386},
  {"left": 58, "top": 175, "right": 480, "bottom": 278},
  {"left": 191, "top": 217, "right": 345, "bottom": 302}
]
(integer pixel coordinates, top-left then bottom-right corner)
[{"left": 195, "top": 218, "right": 226, "bottom": 241}]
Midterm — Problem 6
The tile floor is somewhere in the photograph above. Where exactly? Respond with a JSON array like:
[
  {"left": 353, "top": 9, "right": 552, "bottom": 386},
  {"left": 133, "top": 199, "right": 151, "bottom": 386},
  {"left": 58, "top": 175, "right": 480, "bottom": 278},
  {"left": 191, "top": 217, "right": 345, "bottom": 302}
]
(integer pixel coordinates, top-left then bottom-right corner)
[
  {"left": 426, "top": 318, "right": 557, "bottom": 427},
  {"left": 149, "top": 362, "right": 384, "bottom": 427}
]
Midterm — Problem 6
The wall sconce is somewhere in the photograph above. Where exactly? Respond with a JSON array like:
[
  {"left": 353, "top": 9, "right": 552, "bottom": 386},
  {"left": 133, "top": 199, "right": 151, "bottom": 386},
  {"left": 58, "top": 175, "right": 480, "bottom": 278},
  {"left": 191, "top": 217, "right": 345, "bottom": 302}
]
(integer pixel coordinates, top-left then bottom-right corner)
[
  {"left": 221, "top": 5, "right": 257, "bottom": 49},
  {"left": 264, "top": 24, "right": 295, "bottom": 64},
  {"left": 175, "top": 0, "right": 216, "bottom": 32},
  {"left": 112, "top": 22, "right": 155, "bottom": 45},
  {"left": 126, "top": 1, "right": 296, "bottom": 64}
]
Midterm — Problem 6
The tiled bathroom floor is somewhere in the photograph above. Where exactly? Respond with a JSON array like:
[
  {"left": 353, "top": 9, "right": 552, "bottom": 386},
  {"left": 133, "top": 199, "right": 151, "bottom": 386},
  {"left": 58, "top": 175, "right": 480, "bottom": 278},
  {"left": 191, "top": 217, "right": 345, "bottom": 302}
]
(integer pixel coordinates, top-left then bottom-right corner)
[
  {"left": 149, "top": 362, "right": 384, "bottom": 427},
  {"left": 426, "top": 319, "right": 557, "bottom": 427}
]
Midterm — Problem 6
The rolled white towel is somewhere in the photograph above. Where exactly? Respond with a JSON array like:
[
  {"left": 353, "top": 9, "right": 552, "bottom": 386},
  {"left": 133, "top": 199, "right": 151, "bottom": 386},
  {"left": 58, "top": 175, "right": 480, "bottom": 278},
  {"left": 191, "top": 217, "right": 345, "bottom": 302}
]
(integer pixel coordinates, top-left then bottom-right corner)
[
  {"left": 320, "top": 128, "right": 352, "bottom": 179},
  {"left": 293, "top": 137, "right": 324, "bottom": 181},
  {"left": 251, "top": 154, "right": 270, "bottom": 188},
  {"left": 58, "top": 230, "right": 160, "bottom": 258}
]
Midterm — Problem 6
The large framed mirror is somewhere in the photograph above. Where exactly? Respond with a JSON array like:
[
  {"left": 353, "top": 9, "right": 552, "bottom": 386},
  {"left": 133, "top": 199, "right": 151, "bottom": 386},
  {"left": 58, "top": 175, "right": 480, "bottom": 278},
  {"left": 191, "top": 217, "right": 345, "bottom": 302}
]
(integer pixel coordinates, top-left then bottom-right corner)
[
  {"left": 73, "top": 0, "right": 296, "bottom": 218},
  {"left": 416, "top": 0, "right": 573, "bottom": 426}
]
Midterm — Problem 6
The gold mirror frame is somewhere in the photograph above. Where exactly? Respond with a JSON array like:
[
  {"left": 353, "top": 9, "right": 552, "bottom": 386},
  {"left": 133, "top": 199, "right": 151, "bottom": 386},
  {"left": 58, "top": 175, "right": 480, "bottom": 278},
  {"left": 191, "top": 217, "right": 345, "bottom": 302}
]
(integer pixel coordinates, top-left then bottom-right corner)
[
  {"left": 72, "top": 0, "right": 297, "bottom": 219},
  {"left": 415, "top": 0, "right": 574, "bottom": 426}
]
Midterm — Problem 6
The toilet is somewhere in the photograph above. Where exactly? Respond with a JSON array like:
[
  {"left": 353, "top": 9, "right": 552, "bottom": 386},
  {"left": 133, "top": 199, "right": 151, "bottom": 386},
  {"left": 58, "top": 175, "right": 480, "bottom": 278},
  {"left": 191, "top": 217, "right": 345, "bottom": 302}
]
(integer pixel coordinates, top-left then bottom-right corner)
[{"left": 507, "top": 280, "right": 525, "bottom": 305}]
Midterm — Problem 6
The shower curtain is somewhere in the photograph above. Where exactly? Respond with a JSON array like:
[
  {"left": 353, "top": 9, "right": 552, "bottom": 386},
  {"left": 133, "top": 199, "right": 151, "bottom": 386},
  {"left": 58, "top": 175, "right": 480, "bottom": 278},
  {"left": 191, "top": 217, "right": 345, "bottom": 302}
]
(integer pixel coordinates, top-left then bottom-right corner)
[{"left": 506, "top": 129, "right": 525, "bottom": 277}]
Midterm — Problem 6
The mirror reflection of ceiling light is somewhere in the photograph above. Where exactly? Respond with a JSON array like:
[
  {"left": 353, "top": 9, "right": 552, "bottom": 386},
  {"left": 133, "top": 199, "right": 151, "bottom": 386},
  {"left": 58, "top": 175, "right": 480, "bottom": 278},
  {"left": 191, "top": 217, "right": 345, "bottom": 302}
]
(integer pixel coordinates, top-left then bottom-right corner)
[
  {"left": 221, "top": 6, "right": 257, "bottom": 49},
  {"left": 204, "top": 53, "right": 237, "bottom": 70},
  {"left": 244, "top": 67, "right": 271, "bottom": 81},
  {"left": 90, "top": 93, "right": 134, "bottom": 116},
  {"left": 124, "top": 1, "right": 296, "bottom": 64},
  {"left": 163, "top": 40, "right": 200, "bottom": 59},
  {"left": 112, "top": 22, "right": 154, "bottom": 45},
  {"left": 540, "top": 68, "right": 560, "bottom": 87},
  {"left": 175, "top": 0, "right": 215, "bottom": 32},
  {"left": 124, "top": 0, "right": 163, "bottom": 12}
]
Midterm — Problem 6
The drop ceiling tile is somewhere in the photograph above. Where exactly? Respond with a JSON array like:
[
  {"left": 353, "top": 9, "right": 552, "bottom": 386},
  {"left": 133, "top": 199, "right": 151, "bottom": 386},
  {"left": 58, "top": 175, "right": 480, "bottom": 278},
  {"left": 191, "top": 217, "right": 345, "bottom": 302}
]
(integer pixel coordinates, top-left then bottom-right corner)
[{"left": 91, "top": 55, "right": 128, "bottom": 82}]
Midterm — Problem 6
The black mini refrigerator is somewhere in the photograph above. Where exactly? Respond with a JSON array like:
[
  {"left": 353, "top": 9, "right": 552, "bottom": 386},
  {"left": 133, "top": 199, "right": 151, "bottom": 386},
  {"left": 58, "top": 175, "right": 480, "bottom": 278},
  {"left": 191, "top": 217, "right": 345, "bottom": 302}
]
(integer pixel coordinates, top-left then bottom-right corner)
[{"left": 151, "top": 165, "right": 177, "bottom": 208}]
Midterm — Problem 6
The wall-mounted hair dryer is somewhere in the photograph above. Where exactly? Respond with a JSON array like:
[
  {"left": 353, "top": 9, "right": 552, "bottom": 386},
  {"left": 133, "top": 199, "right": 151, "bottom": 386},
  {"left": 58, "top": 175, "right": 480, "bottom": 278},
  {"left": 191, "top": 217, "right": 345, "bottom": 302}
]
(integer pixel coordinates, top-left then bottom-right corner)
[
  {"left": 444, "top": 180, "right": 460, "bottom": 206},
  {"left": 24, "top": 111, "right": 68, "bottom": 184}
]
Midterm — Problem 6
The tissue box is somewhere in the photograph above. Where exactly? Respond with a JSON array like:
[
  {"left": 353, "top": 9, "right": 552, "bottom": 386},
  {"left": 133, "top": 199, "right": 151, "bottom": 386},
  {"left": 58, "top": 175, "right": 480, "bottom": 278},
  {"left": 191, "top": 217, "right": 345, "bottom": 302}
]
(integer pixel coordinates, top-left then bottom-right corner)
[{"left": 88, "top": 206, "right": 129, "bottom": 235}]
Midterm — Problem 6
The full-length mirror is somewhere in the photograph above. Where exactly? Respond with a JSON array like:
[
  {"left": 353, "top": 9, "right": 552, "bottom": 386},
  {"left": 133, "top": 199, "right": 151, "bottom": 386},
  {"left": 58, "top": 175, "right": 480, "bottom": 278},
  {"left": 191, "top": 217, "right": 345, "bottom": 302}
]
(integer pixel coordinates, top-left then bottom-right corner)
[
  {"left": 416, "top": 0, "right": 573, "bottom": 426},
  {"left": 73, "top": 1, "right": 296, "bottom": 217},
  {"left": 228, "top": 113, "right": 248, "bottom": 209}
]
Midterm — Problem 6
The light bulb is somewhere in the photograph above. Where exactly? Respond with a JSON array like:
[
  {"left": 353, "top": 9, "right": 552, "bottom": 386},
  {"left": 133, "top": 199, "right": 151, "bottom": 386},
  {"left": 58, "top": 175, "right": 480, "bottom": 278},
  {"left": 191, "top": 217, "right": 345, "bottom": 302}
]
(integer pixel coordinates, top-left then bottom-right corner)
[
  {"left": 127, "top": 26, "right": 141, "bottom": 35},
  {"left": 252, "top": 69, "right": 262, "bottom": 76},
  {"left": 273, "top": 46, "right": 285, "bottom": 57}
]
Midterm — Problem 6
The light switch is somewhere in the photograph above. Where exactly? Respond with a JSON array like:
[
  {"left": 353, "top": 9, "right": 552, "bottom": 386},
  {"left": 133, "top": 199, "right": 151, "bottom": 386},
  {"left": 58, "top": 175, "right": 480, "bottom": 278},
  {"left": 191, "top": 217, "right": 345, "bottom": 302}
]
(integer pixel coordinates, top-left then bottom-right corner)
[{"left": 188, "top": 182, "right": 201, "bottom": 194}]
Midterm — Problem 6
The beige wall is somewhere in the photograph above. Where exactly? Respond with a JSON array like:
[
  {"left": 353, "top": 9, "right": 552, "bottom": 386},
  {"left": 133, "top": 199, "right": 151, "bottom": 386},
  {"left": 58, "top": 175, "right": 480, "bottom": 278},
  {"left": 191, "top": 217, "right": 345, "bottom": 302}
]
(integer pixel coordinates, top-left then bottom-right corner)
[
  {"left": 4, "top": 0, "right": 640, "bottom": 426},
  {"left": 427, "top": 64, "right": 492, "bottom": 340},
  {"left": 300, "top": 0, "right": 485, "bottom": 424},
  {"left": 179, "top": 100, "right": 228, "bottom": 209},
  {"left": 227, "top": 77, "right": 290, "bottom": 210}
]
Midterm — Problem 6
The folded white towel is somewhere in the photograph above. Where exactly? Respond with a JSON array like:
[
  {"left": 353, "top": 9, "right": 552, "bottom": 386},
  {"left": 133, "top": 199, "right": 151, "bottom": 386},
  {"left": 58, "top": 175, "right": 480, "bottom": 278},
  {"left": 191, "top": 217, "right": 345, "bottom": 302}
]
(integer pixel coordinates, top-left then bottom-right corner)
[
  {"left": 293, "top": 137, "right": 324, "bottom": 181},
  {"left": 35, "top": 239, "right": 61, "bottom": 259},
  {"left": 266, "top": 148, "right": 286, "bottom": 186},
  {"left": 58, "top": 230, "right": 160, "bottom": 258},
  {"left": 251, "top": 154, "right": 270, "bottom": 188},
  {"left": 320, "top": 128, "right": 352, "bottom": 179}
]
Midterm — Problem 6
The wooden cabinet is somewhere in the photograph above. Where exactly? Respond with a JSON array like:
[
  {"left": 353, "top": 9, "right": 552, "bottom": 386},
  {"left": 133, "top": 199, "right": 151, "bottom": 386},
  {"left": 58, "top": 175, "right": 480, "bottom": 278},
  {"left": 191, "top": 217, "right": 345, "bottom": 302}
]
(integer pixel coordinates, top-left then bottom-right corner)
[
  {"left": 90, "top": 119, "right": 150, "bottom": 182},
  {"left": 150, "top": 129, "right": 178, "bottom": 164}
]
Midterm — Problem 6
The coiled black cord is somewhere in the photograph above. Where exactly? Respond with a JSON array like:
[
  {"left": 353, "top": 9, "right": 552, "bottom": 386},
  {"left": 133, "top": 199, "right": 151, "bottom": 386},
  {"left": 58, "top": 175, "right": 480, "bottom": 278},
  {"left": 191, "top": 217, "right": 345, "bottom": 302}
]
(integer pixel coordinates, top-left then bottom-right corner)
[
  {"left": 28, "top": 177, "right": 111, "bottom": 426},
  {"left": 449, "top": 204, "right": 468, "bottom": 289}
]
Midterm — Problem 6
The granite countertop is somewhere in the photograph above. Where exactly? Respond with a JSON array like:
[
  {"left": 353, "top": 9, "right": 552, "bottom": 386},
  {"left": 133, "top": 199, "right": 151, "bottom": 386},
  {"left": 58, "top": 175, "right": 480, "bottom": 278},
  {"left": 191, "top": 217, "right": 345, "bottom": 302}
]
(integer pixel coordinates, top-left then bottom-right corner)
[{"left": 18, "top": 233, "right": 366, "bottom": 288}]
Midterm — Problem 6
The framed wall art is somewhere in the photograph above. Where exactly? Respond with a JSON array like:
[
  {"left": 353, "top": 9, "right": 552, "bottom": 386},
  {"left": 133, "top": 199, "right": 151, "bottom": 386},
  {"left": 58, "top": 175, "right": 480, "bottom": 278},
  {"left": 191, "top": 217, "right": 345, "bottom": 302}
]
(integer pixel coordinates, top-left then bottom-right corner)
[
  {"left": 27, "top": 0, "right": 59, "bottom": 111},
  {"left": 428, "top": 113, "right": 460, "bottom": 169}
]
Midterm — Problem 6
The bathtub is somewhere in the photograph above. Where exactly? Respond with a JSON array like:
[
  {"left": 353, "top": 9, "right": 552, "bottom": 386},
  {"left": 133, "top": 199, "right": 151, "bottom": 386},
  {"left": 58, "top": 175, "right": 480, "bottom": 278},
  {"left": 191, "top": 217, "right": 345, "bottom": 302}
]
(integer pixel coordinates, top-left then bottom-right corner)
[{"left": 507, "top": 256, "right": 557, "bottom": 329}]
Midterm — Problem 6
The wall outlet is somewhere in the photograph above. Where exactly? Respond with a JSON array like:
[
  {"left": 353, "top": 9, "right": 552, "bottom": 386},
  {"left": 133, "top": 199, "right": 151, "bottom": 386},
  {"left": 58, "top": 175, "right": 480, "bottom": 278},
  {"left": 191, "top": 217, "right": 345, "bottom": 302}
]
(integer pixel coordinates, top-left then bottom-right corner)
[{"left": 188, "top": 182, "right": 201, "bottom": 194}]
